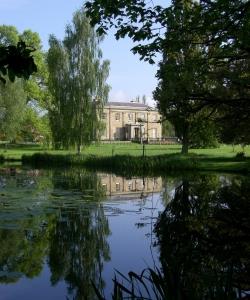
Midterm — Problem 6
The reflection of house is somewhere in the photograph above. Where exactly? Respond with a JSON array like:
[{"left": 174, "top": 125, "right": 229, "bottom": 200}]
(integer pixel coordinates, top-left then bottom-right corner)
[
  {"left": 101, "top": 102, "right": 162, "bottom": 141},
  {"left": 100, "top": 174, "right": 162, "bottom": 199}
]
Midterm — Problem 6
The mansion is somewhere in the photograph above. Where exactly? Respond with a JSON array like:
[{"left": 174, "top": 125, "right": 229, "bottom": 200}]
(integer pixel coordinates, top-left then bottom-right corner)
[{"left": 101, "top": 102, "right": 162, "bottom": 142}]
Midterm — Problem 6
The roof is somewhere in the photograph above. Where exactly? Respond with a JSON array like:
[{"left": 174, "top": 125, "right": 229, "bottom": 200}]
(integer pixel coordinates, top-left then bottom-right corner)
[
  {"left": 107, "top": 101, "right": 148, "bottom": 107},
  {"left": 105, "top": 101, "right": 156, "bottom": 110}
]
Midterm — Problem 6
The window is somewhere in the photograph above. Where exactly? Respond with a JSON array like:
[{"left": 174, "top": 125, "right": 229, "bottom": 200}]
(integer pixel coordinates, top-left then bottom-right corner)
[
  {"left": 140, "top": 113, "right": 145, "bottom": 120},
  {"left": 153, "top": 114, "right": 158, "bottom": 122},
  {"left": 102, "top": 113, "right": 107, "bottom": 119},
  {"left": 116, "top": 182, "right": 120, "bottom": 192},
  {"left": 152, "top": 128, "right": 157, "bottom": 139},
  {"left": 115, "top": 113, "right": 120, "bottom": 120},
  {"left": 128, "top": 113, "right": 133, "bottom": 121}
]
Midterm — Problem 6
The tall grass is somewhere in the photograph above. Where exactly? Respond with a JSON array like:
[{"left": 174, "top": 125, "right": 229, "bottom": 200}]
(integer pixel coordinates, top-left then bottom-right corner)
[{"left": 93, "top": 268, "right": 167, "bottom": 300}]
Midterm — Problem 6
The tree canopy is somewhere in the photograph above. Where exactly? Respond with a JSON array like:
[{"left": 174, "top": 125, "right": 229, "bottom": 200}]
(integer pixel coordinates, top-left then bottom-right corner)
[
  {"left": 0, "top": 25, "right": 48, "bottom": 143},
  {"left": 0, "top": 25, "right": 37, "bottom": 84},
  {"left": 85, "top": 0, "right": 250, "bottom": 151}
]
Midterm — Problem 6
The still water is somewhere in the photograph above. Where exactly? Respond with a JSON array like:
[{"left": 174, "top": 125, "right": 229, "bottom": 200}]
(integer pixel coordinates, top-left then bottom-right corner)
[{"left": 0, "top": 166, "right": 249, "bottom": 299}]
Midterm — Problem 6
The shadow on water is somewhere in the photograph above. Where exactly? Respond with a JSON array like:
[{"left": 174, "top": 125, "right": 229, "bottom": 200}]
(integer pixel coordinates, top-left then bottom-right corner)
[
  {"left": 157, "top": 174, "right": 250, "bottom": 300},
  {"left": 103, "top": 174, "right": 250, "bottom": 300}
]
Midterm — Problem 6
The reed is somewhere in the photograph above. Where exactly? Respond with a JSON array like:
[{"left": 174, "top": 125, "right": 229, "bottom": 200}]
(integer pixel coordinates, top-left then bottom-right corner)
[{"left": 93, "top": 268, "right": 167, "bottom": 300}]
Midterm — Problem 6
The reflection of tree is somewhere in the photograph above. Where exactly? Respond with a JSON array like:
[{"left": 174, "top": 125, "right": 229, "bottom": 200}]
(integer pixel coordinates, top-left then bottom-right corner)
[
  {"left": 0, "top": 170, "right": 53, "bottom": 283},
  {"left": 155, "top": 174, "right": 250, "bottom": 299},
  {"left": 48, "top": 169, "right": 110, "bottom": 300},
  {"left": 0, "top": 217, "right": 51, "bottom": 283}
]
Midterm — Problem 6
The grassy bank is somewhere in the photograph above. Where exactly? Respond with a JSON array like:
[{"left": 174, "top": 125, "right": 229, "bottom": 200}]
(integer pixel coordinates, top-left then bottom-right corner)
[
  {"left": 1, "top": 143, "right": 250, "bottom": 175},
  {"left": 20, "top": 152, "right": 250, "bottom": 176},
  {"left": 1, "top": 143, "right": 250, "bottom": 160}
]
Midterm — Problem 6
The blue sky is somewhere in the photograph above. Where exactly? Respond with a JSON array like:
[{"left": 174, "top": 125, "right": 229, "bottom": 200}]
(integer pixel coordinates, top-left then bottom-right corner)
[{"left": 0, "top": 0, "right": 170, "bottom": 105}]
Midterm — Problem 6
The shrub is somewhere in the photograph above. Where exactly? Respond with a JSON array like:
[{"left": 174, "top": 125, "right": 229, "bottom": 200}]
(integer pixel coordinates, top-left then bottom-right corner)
[{"left": 235, "top": 151, "right": 246, "bottom": 160}]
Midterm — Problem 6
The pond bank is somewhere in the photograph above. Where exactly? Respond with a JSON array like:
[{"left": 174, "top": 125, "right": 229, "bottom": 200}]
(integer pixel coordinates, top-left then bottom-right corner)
[{"left": 11, "top": 152, "right": 250, "bottom": 176}]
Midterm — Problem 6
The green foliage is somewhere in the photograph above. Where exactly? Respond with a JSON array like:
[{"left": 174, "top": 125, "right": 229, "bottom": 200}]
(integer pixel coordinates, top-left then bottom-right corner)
[
  {"left": 47, "top": 9, "right": 110, "bottom": 153},
  {"left": 0, "top": 25, "right": 37, "bottom": 83},
  {"left": 161, "top": 120, "right": 175, "bottom": 137},
  {"left": 0, "top": 25, "right": 47, "bottom": 105},
  {"left": 0, "top": 25, "right": 49, "bottom": 143},
  {"left": 19, "top": 106, "right": 52, "bottom": 145},
  {"left": 85, "top": 0, "right": 250, "bottom": 151},
  {"left": 235, "top": 152, "right": 246, "bottom": 160},
  {"left": 19, "top": 30, "right": 48, "bottom": 106},
  {"left": 189, "top": 112, "right": 219, "bottom": 149},
  {"left": 85, "top": 0, "right": 168, "bottom": 63},
  {"left": 154, "top": 0, "right": 209, "bottom": 154},
  {"left": 0, "top": 79, "right": 27, "bottom": 141}
]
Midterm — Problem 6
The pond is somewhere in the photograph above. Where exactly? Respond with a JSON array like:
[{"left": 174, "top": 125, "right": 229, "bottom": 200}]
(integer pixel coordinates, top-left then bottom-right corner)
[{"left": 0, "top": 166, "right": 249, "bottom": 299}]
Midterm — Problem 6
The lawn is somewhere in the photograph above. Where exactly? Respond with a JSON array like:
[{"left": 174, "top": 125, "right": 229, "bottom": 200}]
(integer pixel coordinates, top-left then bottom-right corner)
[{"left": 0, "top": 143, "right": 249, "bottom": 160}]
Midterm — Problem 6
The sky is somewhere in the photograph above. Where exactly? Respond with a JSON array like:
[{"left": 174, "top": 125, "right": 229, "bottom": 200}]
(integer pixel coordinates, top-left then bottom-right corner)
[{"left": 0, "top": 0, "right": 171, "bottom": 105}]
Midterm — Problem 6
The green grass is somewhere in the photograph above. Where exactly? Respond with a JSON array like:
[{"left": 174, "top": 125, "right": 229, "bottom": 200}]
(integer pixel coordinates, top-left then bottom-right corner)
[
  {"left": 1, "top": 143, "right": 250, "bottom": 160},
  {"left": 1, "top": 143, "right": 250, "bottom": 174}
]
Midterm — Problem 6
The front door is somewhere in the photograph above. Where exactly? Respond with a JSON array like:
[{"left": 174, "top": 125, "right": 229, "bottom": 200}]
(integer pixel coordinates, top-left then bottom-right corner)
[{"left": 134, "top": 127, "right": 139, "bottom": 140}]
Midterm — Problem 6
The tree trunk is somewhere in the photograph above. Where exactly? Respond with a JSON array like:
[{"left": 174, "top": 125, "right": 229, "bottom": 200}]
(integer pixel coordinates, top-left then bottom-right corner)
[
  {"left": 181, "top": 123, "right": 189, "bottom": 155},
  {"left": 77, "top": 144, "right": 82, "bottom": 155}
]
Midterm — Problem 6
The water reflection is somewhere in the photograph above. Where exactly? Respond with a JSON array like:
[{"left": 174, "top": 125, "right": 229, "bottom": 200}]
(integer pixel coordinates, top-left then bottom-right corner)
[
  {"left": 0, "top": 168, "right": 52, "bottom": 283},
  {"left": 0, "top": 168, "right": 249, "bottom": 299},
  {"left": 48, "top": 169, "right": 110, "bottom": 299},
  {"left": 156, "top": 174, "right": 250, "bottom": 299},
  {"left": 99, "top": 174, "right": 162, "bottom": 199},
  {"left": 0, "top": 168, "right": 111, "bottom": 299}
]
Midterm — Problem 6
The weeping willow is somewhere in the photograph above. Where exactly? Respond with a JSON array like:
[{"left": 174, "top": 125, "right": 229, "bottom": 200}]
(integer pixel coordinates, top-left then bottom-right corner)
[{"left": 47, "top": 9, "right": 110, "bottom": 153}]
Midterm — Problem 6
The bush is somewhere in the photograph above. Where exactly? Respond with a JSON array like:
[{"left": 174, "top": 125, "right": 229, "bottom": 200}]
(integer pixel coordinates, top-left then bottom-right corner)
[{"left": 235, "top": 151, "right": 246, "bottom": 160}]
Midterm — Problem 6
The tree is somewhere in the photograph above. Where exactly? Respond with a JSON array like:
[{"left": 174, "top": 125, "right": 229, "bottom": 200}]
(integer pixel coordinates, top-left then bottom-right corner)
[
  {"left": 0, "top": 25, "right": 37, "bottom": 84},
  {"left": 161, "top": 120, "right": 175, "bottom": 138},
  {"left": 85, "top": 0, "right": 250, "bottom": 148},
  {"left": 47, "top": 9, "right": 110, "bottom": 153},
  {"left": 0, "top": 26, "right": 47, "bottom": 105},
  {"left": 84, "top": 0, "right": 168, "bottom": 63},
  {"left": 19, "top": 106, "right": 52, "bottom": 145},
  {"left": 85, "top": 0, "right": 250, "bottom": 64},
  {"left": 0, "top": 79, "right": 26, "bottom": 141},
  {"left": 153, "top": 0, "right": 213, "bottom": 153},
  {"left": 19, "top": 30, "right": 48, "bottom": 107},
  {"left": 0, "top": 26, "right": 47, "bottom": 142}
]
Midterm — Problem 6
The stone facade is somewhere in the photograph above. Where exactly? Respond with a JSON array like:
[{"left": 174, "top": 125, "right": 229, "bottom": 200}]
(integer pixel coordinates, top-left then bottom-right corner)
[{"left": 100, "top": 102, "right": 162, "bottom": 141}]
